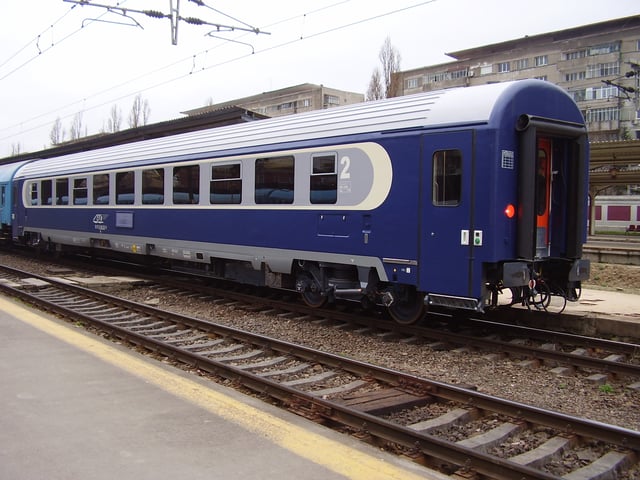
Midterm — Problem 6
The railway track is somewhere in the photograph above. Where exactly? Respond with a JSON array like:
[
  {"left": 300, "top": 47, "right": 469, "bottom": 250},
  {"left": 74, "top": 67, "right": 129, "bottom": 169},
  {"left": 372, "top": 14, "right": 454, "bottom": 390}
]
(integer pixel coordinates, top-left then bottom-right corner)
[
  {"left": 0, "top": 264, "right": 639, "bottom": 479},
  {"left": 3, "top": 251, "right": 640, "bottom": 383}
]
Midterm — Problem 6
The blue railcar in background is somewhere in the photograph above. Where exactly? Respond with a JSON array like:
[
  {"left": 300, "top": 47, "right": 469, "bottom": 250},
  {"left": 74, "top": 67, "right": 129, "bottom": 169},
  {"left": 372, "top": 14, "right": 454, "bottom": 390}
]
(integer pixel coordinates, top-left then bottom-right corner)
[
  {"left": 0, "top": 160, "right": 30, "bottom": 242},
  {"left": 9, "top": 80, "right": 590, "bottom": 323}
]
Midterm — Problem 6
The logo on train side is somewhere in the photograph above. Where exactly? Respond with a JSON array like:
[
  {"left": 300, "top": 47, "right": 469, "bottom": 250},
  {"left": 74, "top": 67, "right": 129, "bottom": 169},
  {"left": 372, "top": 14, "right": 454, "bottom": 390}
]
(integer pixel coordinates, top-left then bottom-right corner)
[{"left": 93, "top": 213, "right": 109, "bottom": 232}]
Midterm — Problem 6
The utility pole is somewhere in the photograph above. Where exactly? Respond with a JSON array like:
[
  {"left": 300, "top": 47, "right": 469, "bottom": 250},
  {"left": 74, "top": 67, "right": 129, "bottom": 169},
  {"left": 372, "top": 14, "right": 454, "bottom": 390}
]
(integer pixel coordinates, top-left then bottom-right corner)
[{"left": 170, "top": 0, "right": 180, "bottom": 45}]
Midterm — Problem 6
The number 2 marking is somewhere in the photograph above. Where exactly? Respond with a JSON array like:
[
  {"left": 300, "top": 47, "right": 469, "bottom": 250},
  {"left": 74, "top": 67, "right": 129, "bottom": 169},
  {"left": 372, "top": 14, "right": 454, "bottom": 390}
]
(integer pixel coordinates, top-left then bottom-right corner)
[{"left": 340, "top": 156, "right": 351, "bottom": 180}]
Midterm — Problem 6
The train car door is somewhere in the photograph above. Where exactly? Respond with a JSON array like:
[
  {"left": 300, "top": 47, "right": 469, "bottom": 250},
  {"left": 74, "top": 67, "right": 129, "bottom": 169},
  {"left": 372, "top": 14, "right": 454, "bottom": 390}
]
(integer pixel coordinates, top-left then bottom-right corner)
[
  {"left": 535, "top": 138, "right": 552, "bottom": 258},
  {"left": 419, "top": 131, "right": 476, "bottom": 301}
]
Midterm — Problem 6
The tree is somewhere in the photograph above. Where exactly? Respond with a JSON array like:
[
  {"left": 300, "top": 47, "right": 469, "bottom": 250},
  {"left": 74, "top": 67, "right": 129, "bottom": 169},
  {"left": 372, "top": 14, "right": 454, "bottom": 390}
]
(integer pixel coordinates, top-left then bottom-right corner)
[
  {"left": 11, "top": 142, "right": 22, "bottom": 156},
  {"left": 50, "top": 117, "right": 65, "bottom": 145},
  {"left": 379, "top": 36, "right": 401, "bottom": 98},
  {"left": 366, "top": 68, "right": 384, "bottom": 101},
  {"left": 367, "top": 36, "right": 402, "bottom": 100},
  {"left": 106, "top": 104, "right": 122, "bottom": 133},
  {"left": 128, "top": 94, "right": 151, "bottom": 128},
  {"left": 69, "top": 112, "right": 85, "bottom": 141}
]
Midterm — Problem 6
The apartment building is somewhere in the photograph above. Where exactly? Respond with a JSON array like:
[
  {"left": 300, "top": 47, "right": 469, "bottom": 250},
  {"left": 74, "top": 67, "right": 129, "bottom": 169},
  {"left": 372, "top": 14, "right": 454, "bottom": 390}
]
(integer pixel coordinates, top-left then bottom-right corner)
[
  {"left": 183, "top": 83, "right": 364, "bottom": 118},
  {"left": 396, "top": 15, "right": 640, "bottom": 141}
]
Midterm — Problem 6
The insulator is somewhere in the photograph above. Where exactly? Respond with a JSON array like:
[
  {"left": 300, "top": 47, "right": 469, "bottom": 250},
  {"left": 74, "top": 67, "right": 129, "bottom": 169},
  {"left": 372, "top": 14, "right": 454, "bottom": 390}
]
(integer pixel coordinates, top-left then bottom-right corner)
[
  {"left": 143, "top": 10, "right": 166, "bottom": 18},
  {"left": 182, "top": 16, "right": 205, "bottom": 25}
]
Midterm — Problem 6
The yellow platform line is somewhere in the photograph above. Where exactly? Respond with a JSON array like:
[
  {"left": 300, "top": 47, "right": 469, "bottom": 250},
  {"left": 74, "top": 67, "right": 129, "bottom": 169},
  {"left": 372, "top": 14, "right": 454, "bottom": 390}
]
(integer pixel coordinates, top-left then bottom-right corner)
[{"left": 1, "top": 296, "right": 433, "bottom": 480}]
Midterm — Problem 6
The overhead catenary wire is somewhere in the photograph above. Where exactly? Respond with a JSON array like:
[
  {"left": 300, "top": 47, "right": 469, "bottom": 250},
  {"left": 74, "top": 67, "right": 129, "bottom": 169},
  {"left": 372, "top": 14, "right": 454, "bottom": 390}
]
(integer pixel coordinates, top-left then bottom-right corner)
[{"left": 0, "top": 0, "right": 435, "bottom": 149}]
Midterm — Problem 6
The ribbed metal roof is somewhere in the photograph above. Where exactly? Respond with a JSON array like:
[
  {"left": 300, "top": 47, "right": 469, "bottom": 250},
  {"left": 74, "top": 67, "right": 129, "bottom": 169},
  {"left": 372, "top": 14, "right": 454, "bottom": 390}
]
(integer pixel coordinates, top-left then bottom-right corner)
[{"left": 15, "top": 81, "right": 518, "bottom": 179}]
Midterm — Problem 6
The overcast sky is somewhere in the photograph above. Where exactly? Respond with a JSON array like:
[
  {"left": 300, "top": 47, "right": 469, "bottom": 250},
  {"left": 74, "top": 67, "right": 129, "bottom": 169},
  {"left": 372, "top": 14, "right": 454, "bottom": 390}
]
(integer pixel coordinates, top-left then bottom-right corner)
[{"left": 1, "top": 0, "right": 638, "bottom": 156}]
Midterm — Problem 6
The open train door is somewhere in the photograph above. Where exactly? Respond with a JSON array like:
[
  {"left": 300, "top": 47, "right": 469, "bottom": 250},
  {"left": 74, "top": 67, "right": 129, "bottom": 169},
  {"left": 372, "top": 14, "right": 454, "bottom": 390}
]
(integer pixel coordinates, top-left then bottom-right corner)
[
  {"left": 516, "top": 115, "right": 588, "bottom": 262},
  {"left": 419, "top": 130, "right": 480, "bottom": 310}
]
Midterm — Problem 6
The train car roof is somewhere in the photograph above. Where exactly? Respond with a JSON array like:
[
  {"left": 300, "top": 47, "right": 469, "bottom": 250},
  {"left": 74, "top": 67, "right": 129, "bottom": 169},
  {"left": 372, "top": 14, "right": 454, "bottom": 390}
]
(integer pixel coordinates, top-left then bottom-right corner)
[
  {"left": 0, "top": 160, "right": 32, "bottom": 183},
  {"left": 15, "top": 80, "right": 576, "bottom": 179}
]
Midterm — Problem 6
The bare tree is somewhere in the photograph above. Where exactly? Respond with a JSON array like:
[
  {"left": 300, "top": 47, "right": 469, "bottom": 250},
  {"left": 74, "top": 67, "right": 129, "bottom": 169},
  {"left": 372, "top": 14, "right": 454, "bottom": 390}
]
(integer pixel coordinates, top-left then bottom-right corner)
[
  {"left": 367, "top": 36, "right": 402, "bottom": 100},
  {"left": 106, "top": 104, "right": 122, "bottom": 133},
  {"left": 366, "top": 67, "right": 384, "bottom": 101},
  {"left": 379, "top": 36, "right": 401, "bottom": 98},
  {"left": 11, "top": 142, "right": 22, "bottom": 156},
  {"left": 128, "top": 94, "right": 151, "bottom": 128},
  {"left": 50, "top": 117, "right": 65, "bottom": 145},
  {"left": 69, "top": 112, "right": 84, "bottom": 141}
]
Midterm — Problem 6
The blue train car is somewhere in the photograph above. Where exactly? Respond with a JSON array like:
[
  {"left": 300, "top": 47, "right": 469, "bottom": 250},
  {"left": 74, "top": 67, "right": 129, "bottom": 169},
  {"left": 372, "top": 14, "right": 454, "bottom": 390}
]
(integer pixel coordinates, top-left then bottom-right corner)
[
  {"left": 12, "top": 80, "right": 590, "bottom": 323},
  {"left": 0, "top": 160, "right": 30, "bottom": 241}
]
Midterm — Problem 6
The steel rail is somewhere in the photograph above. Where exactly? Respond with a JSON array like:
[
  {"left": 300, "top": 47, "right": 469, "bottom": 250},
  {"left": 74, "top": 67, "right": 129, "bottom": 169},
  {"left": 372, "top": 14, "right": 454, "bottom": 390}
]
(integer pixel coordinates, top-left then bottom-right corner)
[{"left": 0, "top": 265, "right": 639, "bottom": 480}]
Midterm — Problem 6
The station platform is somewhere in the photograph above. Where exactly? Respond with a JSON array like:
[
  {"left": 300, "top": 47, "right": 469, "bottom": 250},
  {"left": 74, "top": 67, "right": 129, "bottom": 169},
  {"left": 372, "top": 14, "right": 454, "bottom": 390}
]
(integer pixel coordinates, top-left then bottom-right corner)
[
  {"left": 536, "top": 288, "right": 640, "bottom": 339},
  {"left": 0, "top": 296, "right": 441, "bottom": 480}
]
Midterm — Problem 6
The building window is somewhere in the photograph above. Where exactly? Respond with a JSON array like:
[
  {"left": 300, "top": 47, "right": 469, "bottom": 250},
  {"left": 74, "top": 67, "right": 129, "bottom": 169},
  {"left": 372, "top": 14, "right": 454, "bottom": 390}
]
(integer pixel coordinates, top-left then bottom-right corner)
[
  {"left": 73, "top": 178, "right": 88, "bottom": 205},
  {"left": 324, "top": 95, "right": 340, "bottom": 107},
  {"left": 432, "top": 150, "right": 462, "bottom": 207},
  {"left": 310, "top": 154, "right": 337, "bottom": 204},
  {"left": 534, "top": 76, "right": 548, "bottom": 81},
  {"left": 585, "top": 85, "right": 618, "bottom": 101},
  {"left": 116, "top": 171, "right": 134, "bottom": 205},
  {"left": 301, "top": 99, "right": 311, "bottom": 107},
  {"left": 210, "top": 163, "right": 242, "bottom": 204},
  {"left": 585, "top": 107, "right": 619, "bottom": 123},
  {"left": 513, "top": 58, "right": 529, "bottom": 70},
  {"left": 406, "top": 77, "right": 420, "bottom": 88},
  {"left": 534, "top": 55, "right": 548, "bottom": 67},
  {"left": 498, "top": 62, "right": 510, "bottom": 73},
  {"left": 588, "top": 42, "right": 620, "bottom": 56},
  {"left": 586, "top": 62, "right": 620, "bottom": 78},
  {"left": 255, "top": 156, "right": 294, "bottom": 204},
  {"left": 565, "top": 71, "right": 586, "bottom": 82},
  {"left": 569, "top": 89, "right": 586, "bottom": 102},
  {"left": 564, "top": 50, "right": 587, "bottom": 60},
  {"left": 142, "top": 168, "right": 164, "bottom": 205},
  {"left": 56, "top": 178, "right": 69, "bottom": 205},
  {"left": 173, "top": 165, "right": 199, "bottom": 204},
  {"left": 277, "top": 102, "right": 294, "bottom": 111},
  {"left": 451, "top": 68, "right": 469, "bottom": 79},
  {"left": 480, "top": 65, "right": 493, "bottom": 75}
]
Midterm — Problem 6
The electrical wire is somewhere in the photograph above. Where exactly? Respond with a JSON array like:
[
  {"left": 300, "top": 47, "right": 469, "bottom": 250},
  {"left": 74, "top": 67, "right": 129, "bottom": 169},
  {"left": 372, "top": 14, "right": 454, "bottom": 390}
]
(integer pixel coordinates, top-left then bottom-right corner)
[{"left": 1, "top": 0, "right": 435, "bottom": 148}]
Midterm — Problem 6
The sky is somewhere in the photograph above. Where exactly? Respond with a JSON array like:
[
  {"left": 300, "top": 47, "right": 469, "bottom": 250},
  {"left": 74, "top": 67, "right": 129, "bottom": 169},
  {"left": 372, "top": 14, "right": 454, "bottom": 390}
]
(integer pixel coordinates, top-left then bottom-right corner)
[{"left": 0, "top": 0, "right": 638, "bottom": 157}]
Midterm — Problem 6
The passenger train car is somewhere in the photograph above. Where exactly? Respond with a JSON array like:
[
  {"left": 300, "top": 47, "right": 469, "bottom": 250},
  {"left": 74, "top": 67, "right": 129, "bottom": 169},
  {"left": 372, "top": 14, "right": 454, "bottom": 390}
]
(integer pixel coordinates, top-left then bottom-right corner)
[
  {"left": 0, "top": 160, "right": 28, "bottom": 242},
  {"left": 7, "top": 79, "right": 590, "bottom": 324}
]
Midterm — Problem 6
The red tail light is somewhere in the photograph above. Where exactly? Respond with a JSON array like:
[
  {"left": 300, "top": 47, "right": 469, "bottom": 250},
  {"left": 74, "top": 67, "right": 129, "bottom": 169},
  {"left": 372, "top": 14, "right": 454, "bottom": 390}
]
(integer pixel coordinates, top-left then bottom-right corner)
[{"left": 504, "top": 204, "right": 515, "bottom": 218}]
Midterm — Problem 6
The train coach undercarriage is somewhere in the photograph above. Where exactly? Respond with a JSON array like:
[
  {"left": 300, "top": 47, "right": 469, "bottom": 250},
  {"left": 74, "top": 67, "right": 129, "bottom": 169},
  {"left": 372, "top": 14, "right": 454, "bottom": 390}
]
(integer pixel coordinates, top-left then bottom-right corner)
[
  {"left": 485, "top": 258, "right": 590, "bottom": 314},
  {"left": 21, "top": 230, "right": 428, "bottom": 324},
  {"left": 19, "top": 230, "right": 590, "bottom": 323}
]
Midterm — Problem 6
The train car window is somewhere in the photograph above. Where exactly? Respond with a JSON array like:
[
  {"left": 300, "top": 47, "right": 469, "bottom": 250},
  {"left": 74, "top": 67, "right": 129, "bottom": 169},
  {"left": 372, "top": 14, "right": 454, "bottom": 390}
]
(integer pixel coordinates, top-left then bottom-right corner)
[
  {"left": 30, "top": 182, "right": 38, "bottom": 205},
  {"left": 142, "top": 168, "right": 165, "bottom": 205},
  {"left": 93, "top": 174, "right": 110, "bottom": 205},
  {"left": 73, "top": 178, "right": 88, "bottom": 205},
  {"left": 255, "top": 156, "right": 294, "bottom": 204},
  {"left": 41, "top": 179, "right": 53, "bottom": 206},
  {"left": 310, "top": 154, "right": 337, "bottom": 204},
  {"left": 56, "top": 178, "right": 69, "bottom": 205},
  {"left": 173, "top": 165, "right": 200, "bottom": 204},
  {"left": 432, "top": 150, "right": 462, "bottom": 206},
  {"left": 210, "top": 163, "right": 242, "bottom": 204},
  {"left": 0, "top": 185, "right": 5, "bottom": 207},
  {"left": 116, "top": 171, "right": 134, "bottom": 205}
]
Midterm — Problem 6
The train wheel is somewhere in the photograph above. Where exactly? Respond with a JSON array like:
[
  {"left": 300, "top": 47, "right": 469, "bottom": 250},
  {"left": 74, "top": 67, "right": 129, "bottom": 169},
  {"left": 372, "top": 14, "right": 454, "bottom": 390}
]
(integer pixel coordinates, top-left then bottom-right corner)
[
  {"left": 301, "top": 288, "right": 327, "bottom": 308},
  {"left": 388, "top": 287, "right": 426, "bottom": 325},
  {"left": 297, "top": 272, "right": 327, "bottom": 308}
]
